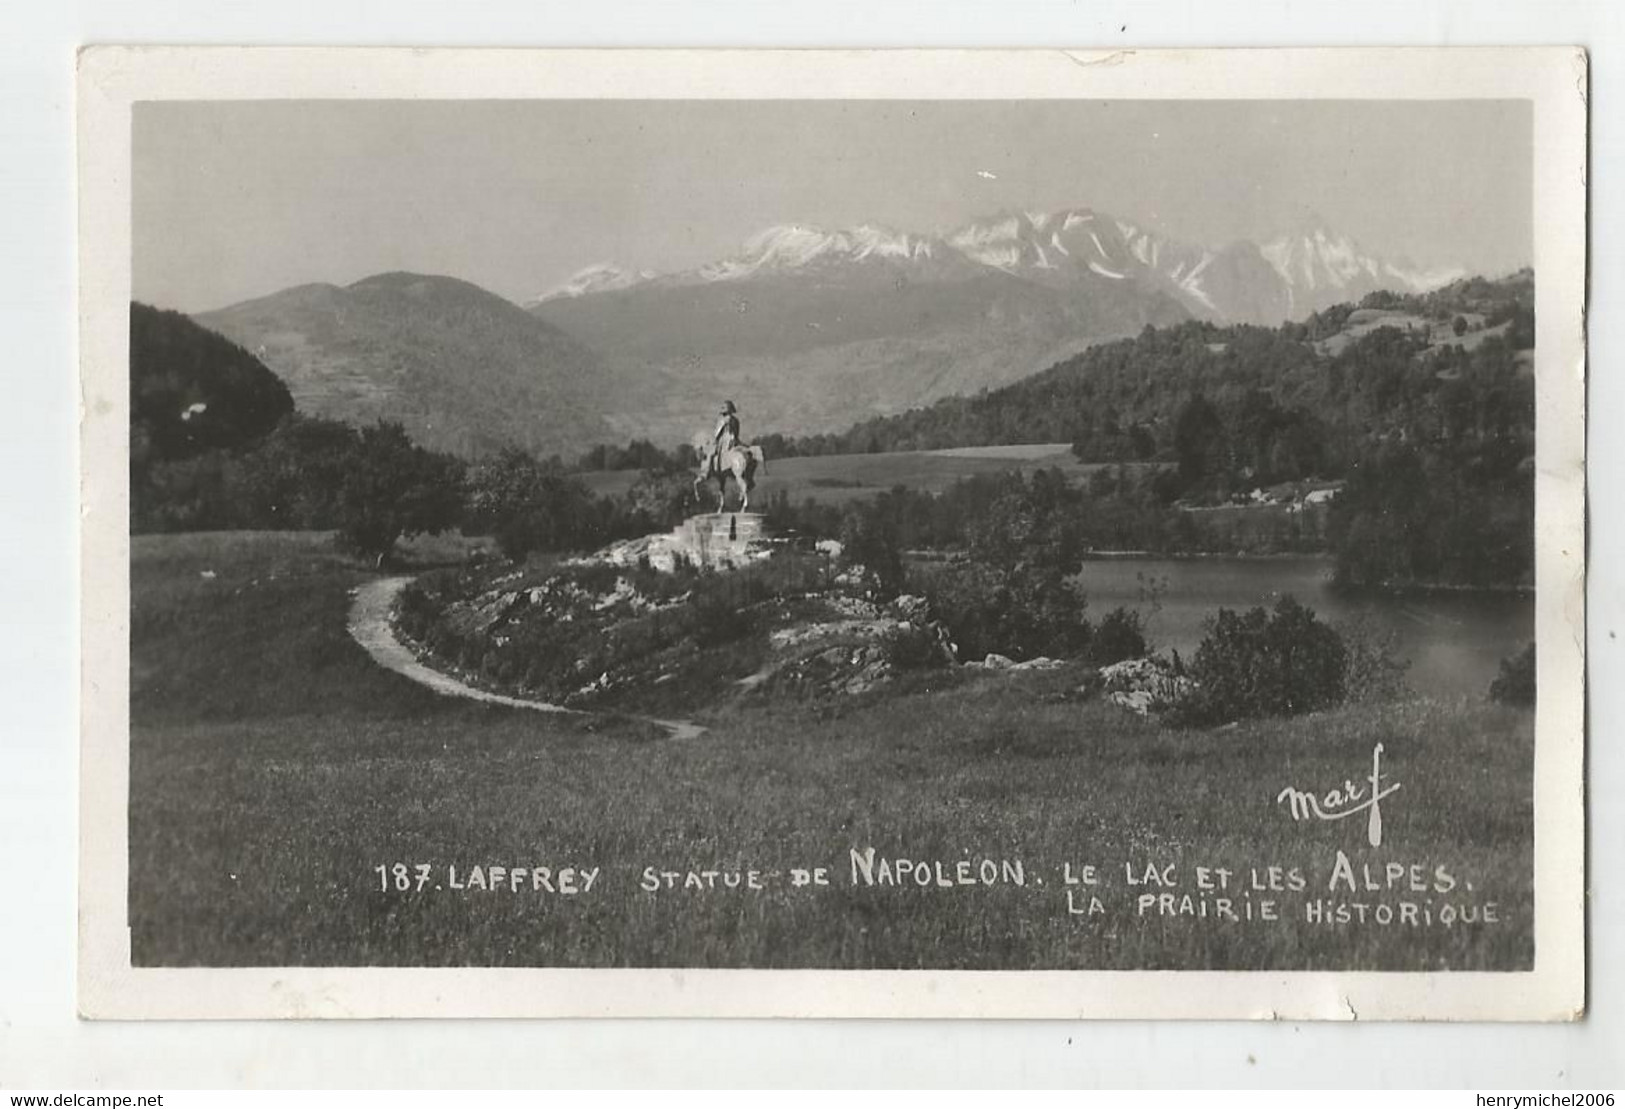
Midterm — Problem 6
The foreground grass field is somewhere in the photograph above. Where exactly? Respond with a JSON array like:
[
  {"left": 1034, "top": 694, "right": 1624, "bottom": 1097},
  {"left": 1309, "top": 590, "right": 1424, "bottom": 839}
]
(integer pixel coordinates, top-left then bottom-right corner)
[{"left": 130, "top": 531, "right": 1533, "bottom": 970}]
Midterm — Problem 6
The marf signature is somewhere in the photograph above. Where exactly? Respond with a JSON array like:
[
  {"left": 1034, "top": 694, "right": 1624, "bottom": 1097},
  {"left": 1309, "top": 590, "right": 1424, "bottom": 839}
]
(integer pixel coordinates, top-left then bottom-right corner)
[{"left": 1276, "top": 743, "right": 1402, "bottom": 847}]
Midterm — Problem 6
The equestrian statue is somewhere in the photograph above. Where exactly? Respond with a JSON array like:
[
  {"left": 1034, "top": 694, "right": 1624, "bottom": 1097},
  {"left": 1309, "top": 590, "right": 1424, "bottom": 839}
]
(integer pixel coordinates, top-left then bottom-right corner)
[{"left": 694, "top": 399, "right": 765, "bottom": 513}]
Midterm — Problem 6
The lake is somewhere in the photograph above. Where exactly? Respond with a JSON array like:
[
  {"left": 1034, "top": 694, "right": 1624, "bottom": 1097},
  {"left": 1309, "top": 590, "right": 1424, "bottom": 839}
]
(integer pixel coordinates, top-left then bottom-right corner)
[{"left": 1073, "top": 555, "right": 1533, "bottom": 699}]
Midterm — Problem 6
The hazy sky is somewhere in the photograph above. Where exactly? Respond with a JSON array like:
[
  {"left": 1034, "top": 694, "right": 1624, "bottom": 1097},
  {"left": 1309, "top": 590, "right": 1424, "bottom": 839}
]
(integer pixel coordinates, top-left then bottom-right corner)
[{"left": 133, "top": 99, "right": 1532, "bottom": 313}]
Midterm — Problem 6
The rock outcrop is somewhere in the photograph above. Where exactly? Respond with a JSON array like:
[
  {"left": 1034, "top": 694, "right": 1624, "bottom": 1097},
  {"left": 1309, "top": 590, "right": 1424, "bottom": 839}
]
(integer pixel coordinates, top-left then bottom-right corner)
[{"left": 1096, "top": 656, "right": 1197, "bottom": 716}]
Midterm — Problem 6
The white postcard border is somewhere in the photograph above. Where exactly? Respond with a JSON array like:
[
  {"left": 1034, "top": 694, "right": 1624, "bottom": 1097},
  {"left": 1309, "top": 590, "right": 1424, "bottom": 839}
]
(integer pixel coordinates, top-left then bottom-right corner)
[{"left": 77, "top": 45, "right": 1588, "bottom": 1021}]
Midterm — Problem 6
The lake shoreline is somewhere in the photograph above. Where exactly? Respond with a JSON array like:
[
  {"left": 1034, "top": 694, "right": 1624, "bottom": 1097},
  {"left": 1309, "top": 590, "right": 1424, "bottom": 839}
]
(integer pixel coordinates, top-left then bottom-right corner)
[
  {"left": 1329, "top": 578, "right": 1536, "bottom": 600},
  {"left": 1078, "top": 549, "right": 1325, "bottom": 562},
  {"left": 1060, "top": 552, "right": 1532, "bottom": 699},
  {"left": 913, "top": 546, "right": 1534, "bottom": 599},
  {"left": 1079, "top": 550, "right": 1535, "bottom": 598}
]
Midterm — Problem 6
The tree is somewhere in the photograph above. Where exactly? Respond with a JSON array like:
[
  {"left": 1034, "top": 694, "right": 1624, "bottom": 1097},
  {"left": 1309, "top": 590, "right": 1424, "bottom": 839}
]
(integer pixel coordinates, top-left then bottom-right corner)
[
  {"left": 1508, "top": 304, "right": 1535, "bottom": 350},
  {"left": 1089, "top": 607, "right": 1148, "bottom": 665},
  {"left": 1489, "top": 642, "right": 1536, "bottom": 706},
  {"left": 1327, "top": 445, "right": 1430, "bottom": 587},
  {"left": 1173, "top": 393, "right": 1225, "bottom": 488},
  {"left": 838, "top": 503, "right": 907, "bottom": 599},
  {"left": 233, "top": 415, "right": 358, "bottom": 529},
  {"left": 1127, "top": 423, "right": 1157, "bottom": 461},
  {"left": 1175, "top": 596, "right": 1347, "bottom": 725},
  {"left": 334, "top": 422, "right": 465, "bottom": 566},
  {"left": 466, "top": 448, "right": 600, "bottom": 561},
  {"left": 624, "top": 469, "right": 695, "bottom": 532},
  {"left": 927, "top": 474, "right": 1091, "bottom": 661},
  {"left": 134, "top": 452, "right": 234, "bottom": 533}
]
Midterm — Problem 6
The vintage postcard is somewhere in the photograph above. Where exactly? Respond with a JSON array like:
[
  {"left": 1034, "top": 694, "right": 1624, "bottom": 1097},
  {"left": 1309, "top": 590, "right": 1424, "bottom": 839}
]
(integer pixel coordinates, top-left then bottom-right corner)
[{"left": 78, "top": 47, "right": 1587, "bottom": 1020}]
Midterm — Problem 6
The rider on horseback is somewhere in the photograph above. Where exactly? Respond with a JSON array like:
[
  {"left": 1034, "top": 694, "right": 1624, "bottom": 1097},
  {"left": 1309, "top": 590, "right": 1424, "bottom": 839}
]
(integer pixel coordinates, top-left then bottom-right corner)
[
  {"left": 696, "top": 399, "right": 764, "bottom": 513},
  {"left": 708, "top": 400, "right": 741, "bottom": 477}
]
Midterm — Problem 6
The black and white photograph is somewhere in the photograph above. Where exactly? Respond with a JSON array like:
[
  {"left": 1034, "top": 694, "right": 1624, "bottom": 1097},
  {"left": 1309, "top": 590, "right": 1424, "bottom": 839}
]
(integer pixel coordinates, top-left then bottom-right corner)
[{"left": 75, "top": 46, "right": 1587, "bottom": 1021}]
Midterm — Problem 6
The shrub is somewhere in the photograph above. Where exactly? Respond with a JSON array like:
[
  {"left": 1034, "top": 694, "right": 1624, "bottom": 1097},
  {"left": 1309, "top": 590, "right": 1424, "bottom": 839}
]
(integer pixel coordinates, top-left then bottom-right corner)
[
  {"left": 1337, "top": 616, "right": 1411, "bottom": 703},
  {"left": 1088, "top": 606, "right": 1147, "bottom": 666},
  {"left": 133, "top": 452, "right": 235, "bottom": 532},
  {"left": 1172, "top": 595, "right": 1347, "bottom": 726},
  {"left": 689, "top": 590, "right": 751, "bottom": 648},
  {"left": 559, "top": 562, "right": 621, "bottom": 596},
  {"left": 393, "top": 581, "right": 438, "bottom": 641},
  {"left": 838, "top": 505, "right": 907, "bottom": 599},
  {"left": 880, "top": 623, "right": 949, "bottom": 671},
  {"left": 925, "top": 562, "right": 1091, "bottom": 663},
  {"left": 1489, "top": 641, "right": 1536, "bottom": 706}
]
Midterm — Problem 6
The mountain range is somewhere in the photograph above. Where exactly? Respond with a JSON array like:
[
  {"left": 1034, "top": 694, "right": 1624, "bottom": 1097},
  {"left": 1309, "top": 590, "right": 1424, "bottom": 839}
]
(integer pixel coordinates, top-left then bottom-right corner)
[
  {"left": 194, "top": 206, "right": 1465, "bottom": 458},
  {"left": 534, "top": 208, "right": 1463, "bottom": 326}
]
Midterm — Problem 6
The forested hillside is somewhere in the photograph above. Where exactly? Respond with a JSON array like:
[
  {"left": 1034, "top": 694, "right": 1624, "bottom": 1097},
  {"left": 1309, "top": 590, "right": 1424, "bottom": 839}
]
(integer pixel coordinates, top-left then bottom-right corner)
[
  {"left": 760, "top": 272, "right": 1536, "bottom": 591},
  {"left": 131, "top": 302, "right": 295, "bottom": 473},
  {"left": 771, "top": 272, "right": 1532, "bottom": 462}
]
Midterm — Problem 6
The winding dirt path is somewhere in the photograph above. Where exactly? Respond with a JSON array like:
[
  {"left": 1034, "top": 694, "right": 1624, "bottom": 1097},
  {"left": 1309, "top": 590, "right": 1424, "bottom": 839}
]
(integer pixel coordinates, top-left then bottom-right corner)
[{"left": 347, "top": 576, "right": 704, "bottom": 740}]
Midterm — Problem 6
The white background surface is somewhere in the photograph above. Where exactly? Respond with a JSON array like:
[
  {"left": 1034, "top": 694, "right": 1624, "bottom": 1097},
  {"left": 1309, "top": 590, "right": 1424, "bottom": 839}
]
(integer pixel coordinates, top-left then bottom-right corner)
[{"left": 1, "top": 0, "right": 1619, "bottom": 1089}]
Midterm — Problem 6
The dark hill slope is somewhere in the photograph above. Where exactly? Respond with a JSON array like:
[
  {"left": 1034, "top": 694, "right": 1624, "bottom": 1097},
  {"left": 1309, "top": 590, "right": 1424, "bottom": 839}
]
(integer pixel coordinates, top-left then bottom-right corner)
[
  {"left": 130, "top": 301, "right": 294, "bottom": 469},
  {"left": 196, "top": 273, "right": 625, "bottom": 457}
]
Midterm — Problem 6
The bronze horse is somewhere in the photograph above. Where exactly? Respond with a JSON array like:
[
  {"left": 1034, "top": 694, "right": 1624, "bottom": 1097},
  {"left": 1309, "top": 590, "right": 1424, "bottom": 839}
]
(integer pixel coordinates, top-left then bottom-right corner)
[{"left": 694, "top": 443, "right": 766, "bottom": 513}]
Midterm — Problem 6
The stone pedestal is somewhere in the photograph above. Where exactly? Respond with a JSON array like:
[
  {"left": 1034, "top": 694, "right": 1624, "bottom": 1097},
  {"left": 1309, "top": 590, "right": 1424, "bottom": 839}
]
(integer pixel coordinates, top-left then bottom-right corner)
[
  {"left": 579, "top": 513, "right": 778, "bottom": 573},
  {"left": 673, "top": 512, "right": 771, "bottom": 569}
]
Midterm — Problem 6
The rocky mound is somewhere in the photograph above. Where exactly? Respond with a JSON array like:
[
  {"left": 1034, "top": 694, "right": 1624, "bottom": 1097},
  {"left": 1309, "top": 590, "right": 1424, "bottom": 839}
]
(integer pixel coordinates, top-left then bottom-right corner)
[
  {"left": 392, "top": 549, "right": 959, "bottom": 717},
  {"left": 741, "top": 593, "right": 957, "bottom": 699}
]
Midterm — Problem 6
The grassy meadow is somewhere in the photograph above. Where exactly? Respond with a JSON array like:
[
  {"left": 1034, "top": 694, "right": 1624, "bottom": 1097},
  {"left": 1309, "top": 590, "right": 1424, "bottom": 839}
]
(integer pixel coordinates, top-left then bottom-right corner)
[
  {"left": 130, "top": 531, "right": 1533, "bottom": 970},
  {"left": 579, "top": 444, "right": 1159, "bottom": 506}
]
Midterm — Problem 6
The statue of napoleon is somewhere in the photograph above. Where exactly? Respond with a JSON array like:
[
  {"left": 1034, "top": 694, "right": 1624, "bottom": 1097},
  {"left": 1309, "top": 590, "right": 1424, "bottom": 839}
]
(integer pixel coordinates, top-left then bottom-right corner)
[{"left": 694, "top": 399, "right": 766, "bottom": 513}]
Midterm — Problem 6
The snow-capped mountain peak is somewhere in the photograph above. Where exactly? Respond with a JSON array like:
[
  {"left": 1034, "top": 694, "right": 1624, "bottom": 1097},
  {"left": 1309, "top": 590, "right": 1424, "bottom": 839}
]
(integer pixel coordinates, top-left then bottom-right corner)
[
  {"left": 533, "top": 263, "right": 658, "bottom": 303},
  {"left": 847, "top": 223, "right": 941, "bottom": 261},
  {"left": 1259, "top": 226, "right": 1461, "bottom": 302},
  {"left": 698, "top": 223, "right": 943, "bottom": 280},
  {"left": 946, "top": 208, "right": 1112, "bottom": 271},
  {"left": 942, "top": 208, "right": 1228, "bottom": 311},
  {"left": 532, "top": 206, "right": 1468, "bottom": 327}
]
